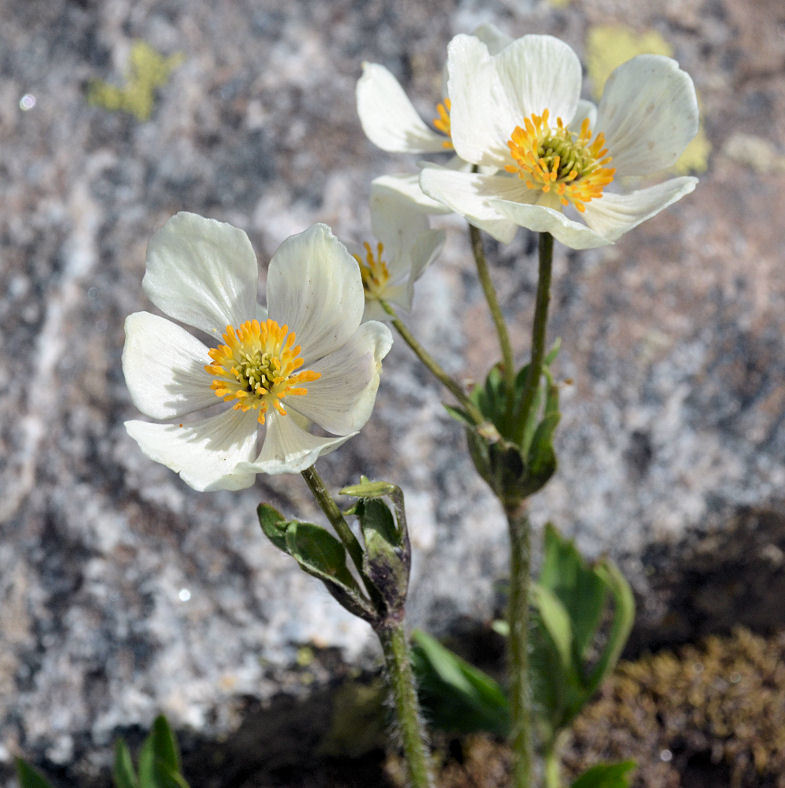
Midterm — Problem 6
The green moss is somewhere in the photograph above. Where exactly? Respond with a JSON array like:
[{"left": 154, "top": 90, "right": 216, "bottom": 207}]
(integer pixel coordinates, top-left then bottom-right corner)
[
  {"left": 87, "top": 40, "right": 182, "bottom": 121},
  {"left": 585, "top": 24, "right": 710, "bottom": 174}
]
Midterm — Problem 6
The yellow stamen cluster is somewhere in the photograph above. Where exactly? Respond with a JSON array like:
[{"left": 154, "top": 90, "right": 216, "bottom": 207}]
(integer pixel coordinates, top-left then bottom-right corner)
[
  {"left": 505, "top": 109, "right": 615, "bottom": 213},
  {"left": 432, "top": 97, "right": 453, "bottom": 150},
  {"left": 205, "top": 319, "right": 320, "bottom": 424},
  {"left": 353, "top": 241, "right": 390, "bottom": 299}
]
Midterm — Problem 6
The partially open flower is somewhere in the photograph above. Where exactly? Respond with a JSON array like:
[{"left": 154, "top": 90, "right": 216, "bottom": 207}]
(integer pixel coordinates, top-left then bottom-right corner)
[
  {"left": 123, "top": 213, "right": 392, "bottom": 491},
  {"left": 419, "top": 34, "right": 700, "bottom": 249},
  {"left": 356, "top": 24, "right": 511, "bottom": 157},
  {"left": 350, "top": 182, "right": 445, "bottom": 322}
]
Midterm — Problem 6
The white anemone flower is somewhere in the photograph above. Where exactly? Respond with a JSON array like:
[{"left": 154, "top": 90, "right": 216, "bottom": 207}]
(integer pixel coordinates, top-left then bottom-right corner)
[
  {"left": 123, "top": 213, "right": 392, "bottom": 491},
  {"left": 419, "top": 34, "right": 700, "bottom": 249},
  {"left": 356, "top": 23, "right": 511, "bottom": 157},
  {"left": 350, "top": 182, "right": 445, "bottom": 322}
]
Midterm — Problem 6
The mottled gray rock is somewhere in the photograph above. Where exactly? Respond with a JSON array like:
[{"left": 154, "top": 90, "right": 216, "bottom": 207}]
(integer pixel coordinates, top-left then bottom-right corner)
[{"left": 1, "top": 0, "right": 784, "bottom": 783}]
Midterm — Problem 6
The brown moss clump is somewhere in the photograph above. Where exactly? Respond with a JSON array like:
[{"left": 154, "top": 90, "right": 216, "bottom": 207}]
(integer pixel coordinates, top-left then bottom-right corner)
[
  {"left": 384, "top": 628, "right": 785, "bottom": 787},
  {"left": 564, "top": 627, "right": 785, "bottom": 787}
]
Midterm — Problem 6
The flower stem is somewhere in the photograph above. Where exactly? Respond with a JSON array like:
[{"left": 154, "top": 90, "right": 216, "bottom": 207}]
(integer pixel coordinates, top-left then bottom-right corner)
[
  {"left": 506, "top": 499, "right": 533, "bottom": 788},
  {"left": 302, "top": 468, "right": 431, "bottom": 785},
  {"left": 513, "top": 232, "right": 554, "bottom": 446},
  {"left": 469, "top": 224, "right": 516, "bottom": 417},
  {"left": 301, "top": 465, "right": 365, "bottom": 576},
  {"left": 544, "top": 737, "right": 563, "bottom": 788},
  {"left": 376, "top": 622, "right": 434, "bottom": 788},
  {"left": 379, "top": 298, "right": 485, "bottom": 426}
]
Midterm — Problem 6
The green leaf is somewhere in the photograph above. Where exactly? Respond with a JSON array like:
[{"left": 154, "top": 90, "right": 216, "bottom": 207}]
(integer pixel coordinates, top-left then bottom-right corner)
[
  {"left": 359, "top": 498, "right": 400, "bottom": 547},
  {"left": 285, "top": 523, "right": 357, "bottom": 590},
  {"left": 571, "top": 760, "right": 636, "bottom": 788},
  {"left": 340, "top": 478, "right": 398, "bottom": 500},
  {"left": 113, "top": 739, "right": 138, "bottom": 788},
  {"left": 543, "top": 366, "right": 560, "bottom": 417},
  {"left": 586, "top": 561, "right": 635, "bottom": 694},
  {"left": 526, "top": 412, "right": 560, "bottom": 480},
  {"left": 540, "top": 524, "right": 608, "bottom": 659},
  {"left": 256, "top": 503, "right": 289, "bottom": 552},
  {"left": 524, "top": 367, "right": 560, "bottom": 490},
  {"left": 285, "top": 522, "right": 376, "bottom": 621},
  {"left": 15, "top": 760, "right": 54, "bottom": 788},
  {"left": 150, "top": 716, "right": 180, "bottom": 776},
  {"left": 532, "top": 525, "right": 635, "bottom": 738},
  {"left": 466, "top": 426, "right": 493, "bottom": 488},
  {"left": 531, "top": 584, "right": 572, "bottom": 670},
  {"left": 137, "top": 734, "right": 155, "bottom": 788},
  {"left": 516, "top": 363, "right": 540, "bottom": 453},
  {"left": 356, "top": 498, "right": 409, "bottom": 612},
  {"left": 544, "top": 337, "right": 562, "bottom": 366},
  {"left": 442, "top": 403, "right": 475, "bottom": 427},
  {"left": 137, "top": 720, "right": 190, "bottom": 788},
  {"left": 411, "top": 630, "right": 510, "bottom": 736}
]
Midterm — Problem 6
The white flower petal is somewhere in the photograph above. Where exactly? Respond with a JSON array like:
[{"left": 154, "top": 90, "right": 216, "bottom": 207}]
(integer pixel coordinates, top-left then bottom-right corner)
[
  {"left": 357, "top": 62, "right": 448, "bottom": 154},
  {"left": 370, "top": 184, "right": 430, "bottom": 265},
  {"left": 370, "top": 173, "right": 453, "bottom": 214},
  {"left": 122, "top": 312, "right": 215, "bottom": 420},
  {"left": 447, "top": 34, "right": 517, "bottom": 168},
  {"left": 408, "top": 228, "right": 445, "bottom": 284},
  {"left": 289, "top": 321, "right": 393, "bottom": 435},
  {"left": 419, "top": 167, "right": 525, "bottom": 243},
  {"left": 493, "top": 35, "right": 582, "bottom": 125},
  {"left": 448, "top": 34, "right": 582, "bottom": 170},
  {"left": 570, "top": 99, "right": 597, "bottom": 132},
  {"left": 598, "top": 55, "right": 699, "bottom": 176},
  {"left": 266, "top": 223, "right": 364, "bottom": 364},
  {"left": 371, "top": 282, "right": 411, "bottom": 318},
  {"left": 241, "top": 412, "right": 355, "bottom": 475},
  {"left": 491, "top": 200, "right": 612, "bottom": 250},
  {"left": 125, "top": 408, "right": 259, "bottom": 492},
  {"left": 143, "top": 212, "right": 258, "bottom": 335},
  {"left": 472, "top": 22, "right": 513, "bottom": 55},
  {"left": 582, "top": 176, "right": 698, "bottom": 241},
  {"left": 362, "top": 299, "right": 391, "bottom": 323}
]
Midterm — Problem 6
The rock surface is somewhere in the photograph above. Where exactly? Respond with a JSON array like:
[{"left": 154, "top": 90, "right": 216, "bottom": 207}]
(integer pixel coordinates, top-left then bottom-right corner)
[{"left": 1, "top": 0, "right": 784, "bottom": 783}]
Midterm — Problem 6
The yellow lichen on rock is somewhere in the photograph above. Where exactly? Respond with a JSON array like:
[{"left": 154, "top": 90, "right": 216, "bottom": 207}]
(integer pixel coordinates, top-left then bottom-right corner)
[
  {"left": 87, "top": 41, "right": 183, "bottom": 121},
  {"left": 586, "top": 25, "right": 710, "bottom": 174}
]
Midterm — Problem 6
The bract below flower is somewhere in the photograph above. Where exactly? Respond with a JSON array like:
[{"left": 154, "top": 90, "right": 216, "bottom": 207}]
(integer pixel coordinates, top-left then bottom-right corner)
[
  {"left": 350, "top": 182, "right": 445, "bottom": 322},
  {"left": 419, "top": 34, "right": 700, "bottom": 249},
  {"left": 123, "top": 213, "right": 392, "bottom": 491}
]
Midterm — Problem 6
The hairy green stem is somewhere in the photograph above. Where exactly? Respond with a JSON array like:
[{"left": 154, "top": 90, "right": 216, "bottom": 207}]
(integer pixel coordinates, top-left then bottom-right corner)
[
  {"left": 544, "top": 737, "right": 563, "bottom": 788},
  {"left": 302, "top": 466, "right": 431, "bottom": 784},
  {"left": 469, "top": 224, "right": 516, "bottom": 411},
  {"left": 379, "top": 298, "right": 485, "bottom": 426},
  {"left": 513, "top": 232, "right": 554, "bottom": 446},
  {"left": 377, "top": 623, "right": 434, "bottom": 788},
  {"left": 301, "top": 465, "right": 365, "bottom": 576},
  {"left": 507, "top": 500, "right": 533, "bottom": 788}
]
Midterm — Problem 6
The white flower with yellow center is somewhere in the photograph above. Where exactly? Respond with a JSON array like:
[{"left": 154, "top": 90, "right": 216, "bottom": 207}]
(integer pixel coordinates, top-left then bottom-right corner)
[
  {"left": 419, "top": 34, "right": 700, "bottom": 249},
  {"left": 355, "top": 24, "right": 511, "bottom": 213},
  {"left": 123, "top": 213, "right": 392, "bottom": 491},
  {"left": 350, "top": 183, "right": 445, "bottom": 322}
]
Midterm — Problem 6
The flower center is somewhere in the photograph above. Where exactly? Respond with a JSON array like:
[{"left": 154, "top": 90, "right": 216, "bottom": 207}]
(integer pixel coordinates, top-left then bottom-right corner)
[
  {"left": 353, "top": 241, "right": 390, "bottom": 298},
  {"left": 505, "top": 109, "right": 615, "bottom": 213},
  {"left": 205, "top": 319, "right": 320, "bottom": 424},
  {"left": 432, "top": 97, "right": 453, "bottom": 150}
]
